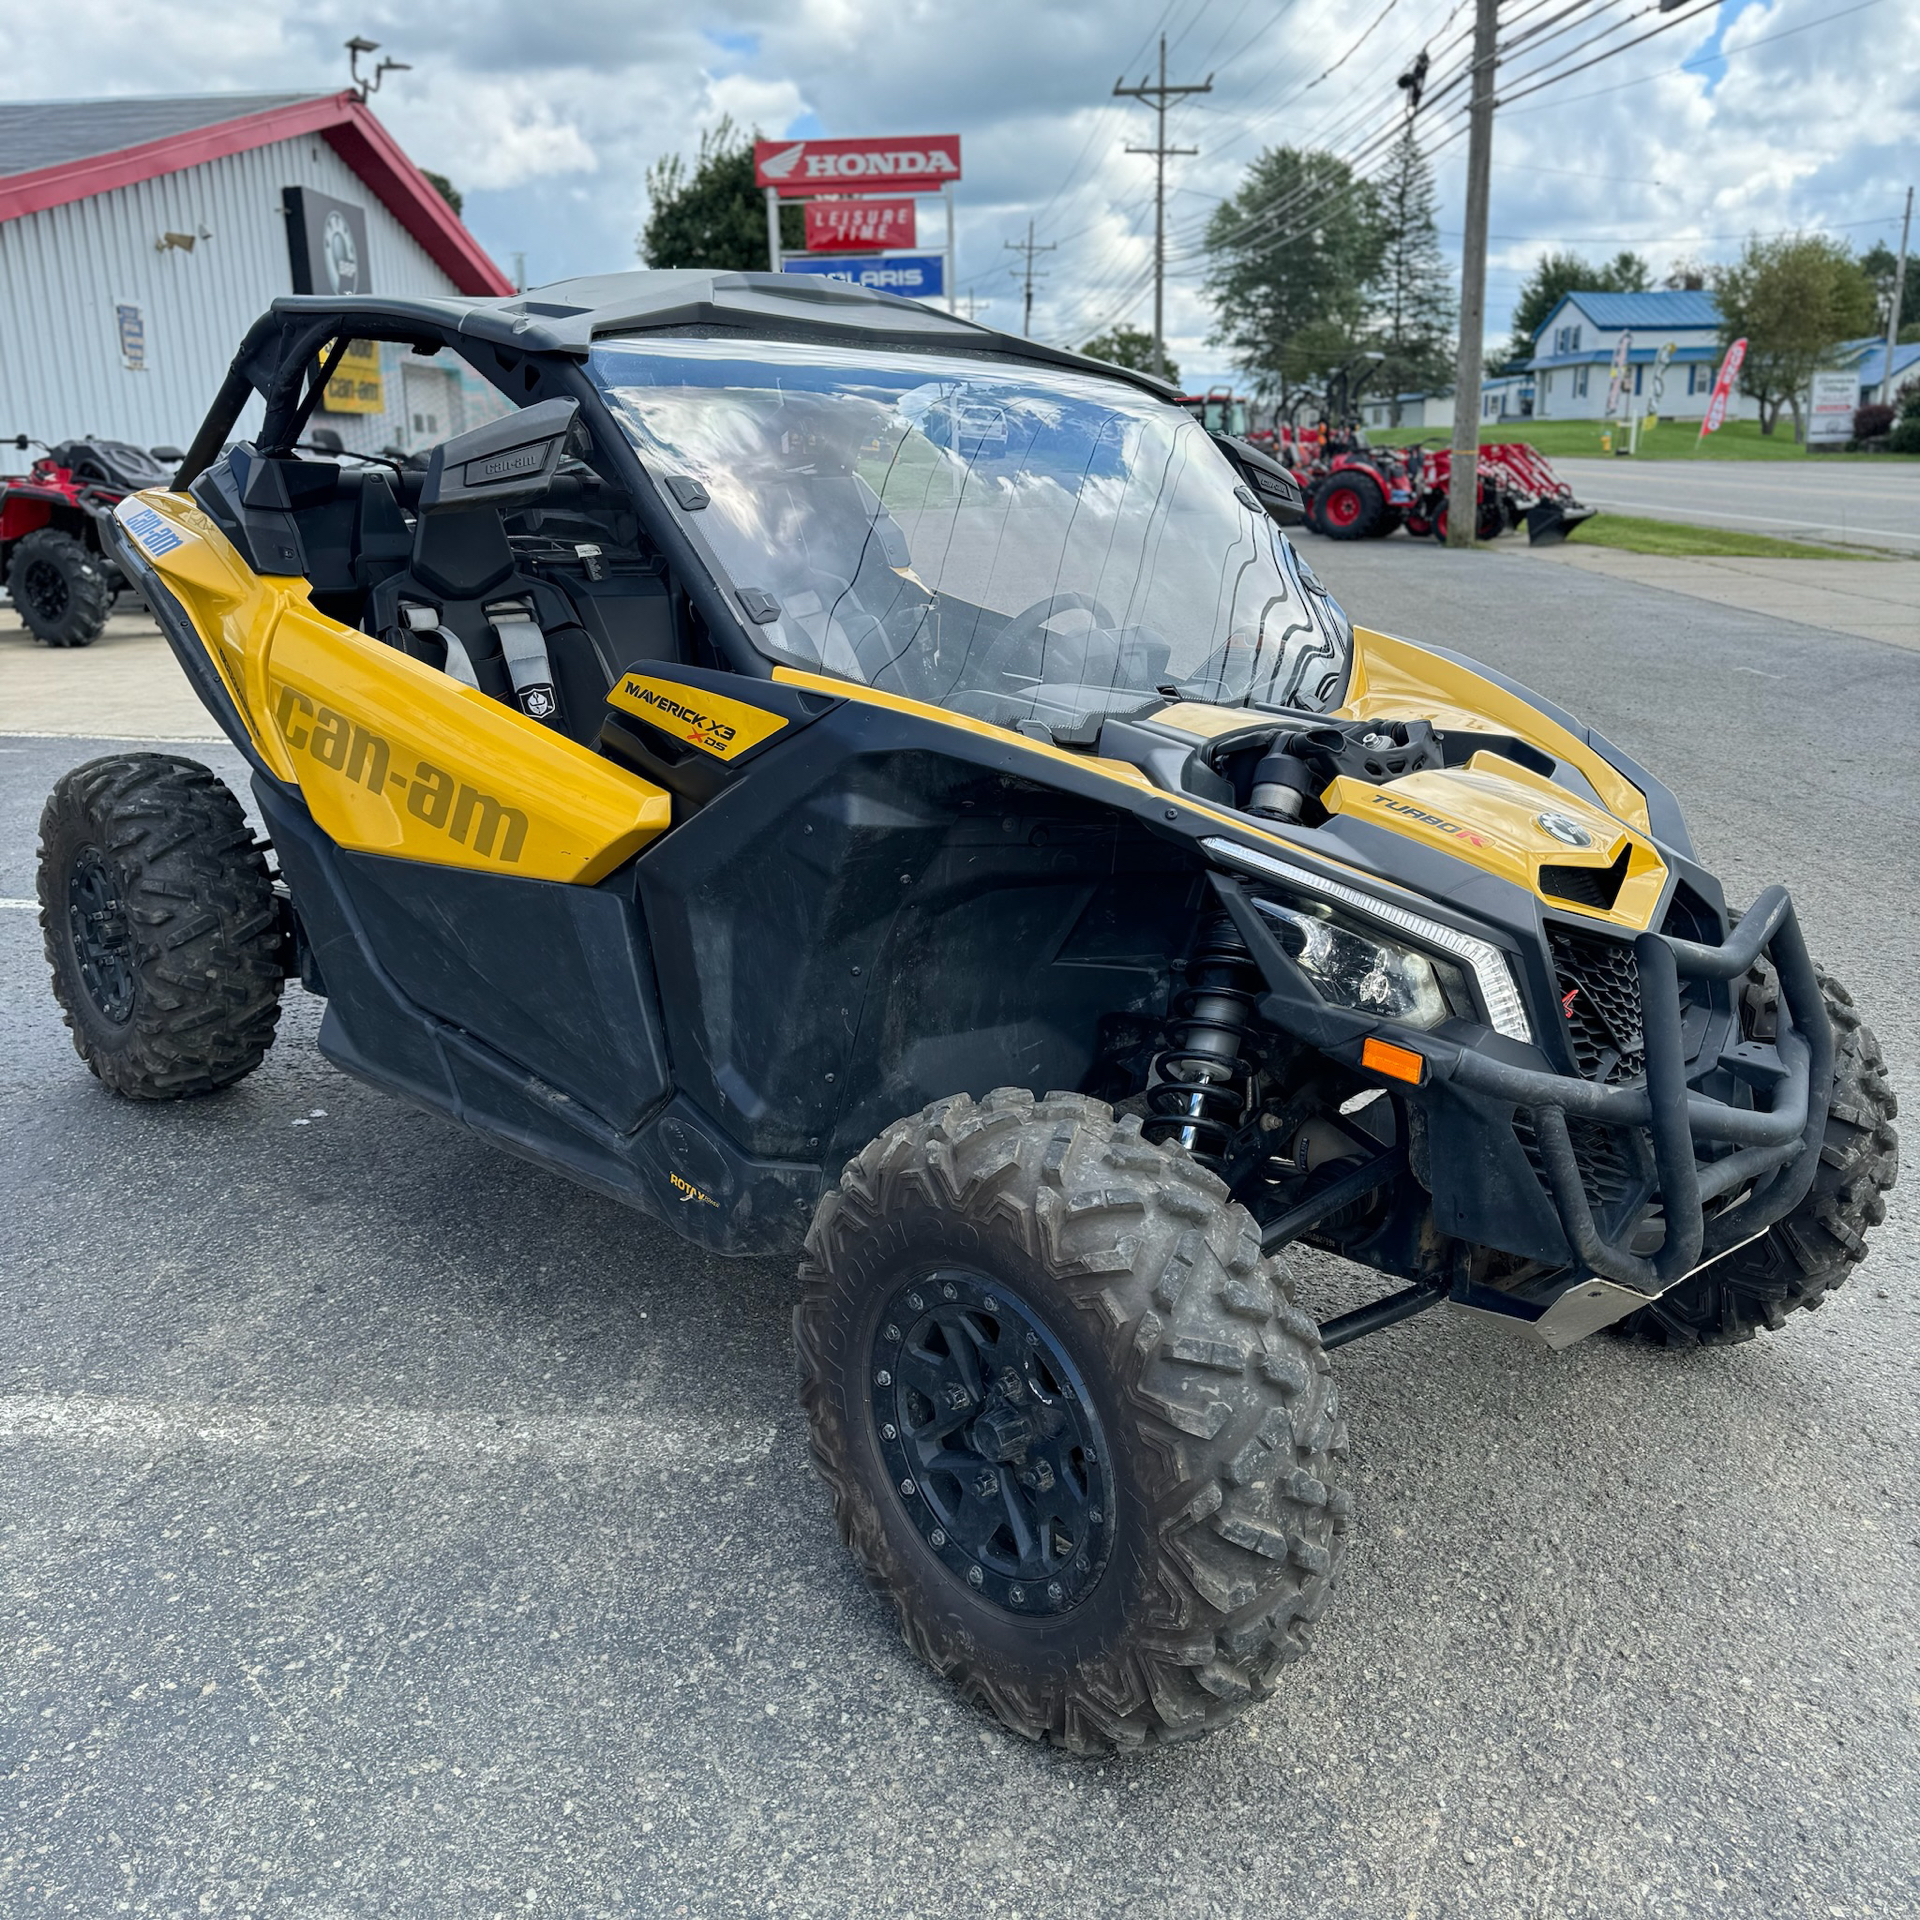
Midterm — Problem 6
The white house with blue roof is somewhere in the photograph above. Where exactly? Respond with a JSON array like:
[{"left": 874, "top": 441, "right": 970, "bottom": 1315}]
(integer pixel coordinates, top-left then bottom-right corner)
[{"left": 1526, "top": 289, "right": 1744, "bottom": 421}]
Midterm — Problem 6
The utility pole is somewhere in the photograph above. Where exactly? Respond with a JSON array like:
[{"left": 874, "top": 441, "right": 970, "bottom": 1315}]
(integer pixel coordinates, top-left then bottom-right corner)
[
  {"left": 1882, "top": 185, "right": 1912, "bottom": 405},
  {"left": 956, "top": 290, "right": 992, "bottom": 322},
  {"left": 1115, "top": 35, "right": 1212, "bottom": 381},
  {"left": 1446, "top": 0, "right": 1499, "bottom": 550},
  {"left": 1004, "top": 219, "right": 1057, "bottom": 336}
]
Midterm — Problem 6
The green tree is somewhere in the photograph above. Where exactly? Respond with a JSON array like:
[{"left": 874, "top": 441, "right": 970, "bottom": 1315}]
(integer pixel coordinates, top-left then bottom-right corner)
[
  {"left": 1506, "top": 248, "right": 1654, "bottom": 367},
  {"left": 1367, "top": 128, "right": 1454, "bottom": 423},
  {"left": 1713, "top": 233, "right": 1878, "bottom": 437},
  {"left": 421, "top": 170, "right": 463, "bottom": 217},
  {"left": 1080, "top": 325, "right": 1178, "bottom": 387},
  {"left": 1859, "top": 240, "right": 1910, "bottom": 337},
  {"left": 639, "top": 117, "right": 800, "bottom": 271},
  {"left": 1202, "top": 147, "right": 1387, "bottom": 404}
]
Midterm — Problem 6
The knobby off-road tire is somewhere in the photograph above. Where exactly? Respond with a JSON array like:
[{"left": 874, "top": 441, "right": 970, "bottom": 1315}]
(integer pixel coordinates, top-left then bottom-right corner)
[
  {"left": 38, "top": 754, "right": 284, "bottom": 1098},
  {"left": 1616, "top": 966, "right": 1898, "bottom": 1347},
  {"left": 8, "top": 528, "right": 112, "bottom": 647},
  {"left": 1312, "top": 470, "right": 1385, "bottom": 541},
  {"left": 795, "top": 1088, "right": 1349, "bottom": 1754}
]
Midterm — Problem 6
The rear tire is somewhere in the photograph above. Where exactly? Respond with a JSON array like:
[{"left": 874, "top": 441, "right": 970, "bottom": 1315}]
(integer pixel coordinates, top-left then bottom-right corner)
[
  {"left": 37, "top": 754, "right": 285, "bottom": 1098},
  {"left": 8, "top": 528, "right": 111, "bottom": 647},
  {"left": 1312, "top": 471, "right": 1384, "bottom": 541},
  {"left": 795, "top": 1088, "right": 1348, "bottom": 1753},
  {"left": 1614, "top": 966, "right": 1898, "bottom": 1346}
]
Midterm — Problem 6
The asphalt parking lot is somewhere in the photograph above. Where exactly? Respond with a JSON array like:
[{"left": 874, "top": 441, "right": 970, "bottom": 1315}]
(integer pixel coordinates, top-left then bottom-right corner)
[{"left": 3, "top": 541, "right": 1916, "bottom": 1918}]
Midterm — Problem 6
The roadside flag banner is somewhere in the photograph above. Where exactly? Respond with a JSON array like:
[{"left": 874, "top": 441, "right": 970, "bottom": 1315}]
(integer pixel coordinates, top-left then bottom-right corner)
[
  {"left": 804, "top": 199, "right": 917, "bottom": 251},
  {"left": 1699, "top": 338, "right": 1747, "bottom": 440},
  {"left": 1604, "top": 332, "right": 1633, "bottom": 419}
]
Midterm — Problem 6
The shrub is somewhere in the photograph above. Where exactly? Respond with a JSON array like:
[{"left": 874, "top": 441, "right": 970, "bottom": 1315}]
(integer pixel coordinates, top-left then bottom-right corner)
[
  {"left": 1896, "top": 378, "right": 1920, "bottom": 421},
  {"left": 1889, "top": 413, "right": 1920, "bottom": 454},
  {"left": 1852, "top": 402, "right": 1894, "bottom": 442}
]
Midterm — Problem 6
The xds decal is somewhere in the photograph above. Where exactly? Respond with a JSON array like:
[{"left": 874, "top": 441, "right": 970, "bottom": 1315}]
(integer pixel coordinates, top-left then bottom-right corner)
[
  {"left": 1369, "top": 791, "right": 1489, "bottom": 849},
  {"left": 274, "top": 685, "right": 528, "bottom": 863}
]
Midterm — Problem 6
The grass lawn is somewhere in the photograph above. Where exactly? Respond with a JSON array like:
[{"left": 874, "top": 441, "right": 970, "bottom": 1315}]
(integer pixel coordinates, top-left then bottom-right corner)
[
  {"left": 1364, "top": 418, "right": 1913, "bottom": 463},
  {"left": 1563, "top": 512, "right": 1880, "bottom": 560}
]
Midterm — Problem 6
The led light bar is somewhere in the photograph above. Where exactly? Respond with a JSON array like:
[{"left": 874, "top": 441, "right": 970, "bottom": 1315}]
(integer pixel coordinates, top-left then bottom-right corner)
[{"left": 1201, "top": 836, "right": 1534, "bottom": 1044}]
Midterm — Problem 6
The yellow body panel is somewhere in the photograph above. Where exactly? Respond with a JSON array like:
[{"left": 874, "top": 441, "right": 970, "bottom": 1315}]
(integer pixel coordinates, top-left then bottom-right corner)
[
  {"left": 1320, "top": 753, "right": 1667, "bottom": 931},
  {"left": 609, "top": 672, "right": 790, "bottom": 760},
  {"left": 1338, "top": 625, "right": 1653, "bottom": 836},
  {"left": 122, "top": 491, "right": 671, "bottom": 884}
]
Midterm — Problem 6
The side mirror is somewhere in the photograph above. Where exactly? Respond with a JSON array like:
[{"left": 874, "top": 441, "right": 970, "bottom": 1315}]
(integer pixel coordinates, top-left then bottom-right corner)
[
  {"left": 1211, "top": 431, "right": 1306, "bottom": 527},
  {"left": 421, "top": 396, "right": 585, "bottom": 511}
]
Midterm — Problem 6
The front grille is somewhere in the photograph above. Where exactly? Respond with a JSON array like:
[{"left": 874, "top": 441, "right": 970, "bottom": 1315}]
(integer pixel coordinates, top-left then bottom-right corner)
[
  {"left": 1549, "top": 925, "right": 1644, "bottom": 1083},
  {"left": 1513, "top": 1111, "right": 1642, "bottom": 1214}
]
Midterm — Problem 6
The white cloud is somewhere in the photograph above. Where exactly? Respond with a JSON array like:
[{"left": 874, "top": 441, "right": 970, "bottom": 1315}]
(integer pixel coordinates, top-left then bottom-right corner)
[{"left": 2, "top": 0, "right": 1914, "bottom": 387}]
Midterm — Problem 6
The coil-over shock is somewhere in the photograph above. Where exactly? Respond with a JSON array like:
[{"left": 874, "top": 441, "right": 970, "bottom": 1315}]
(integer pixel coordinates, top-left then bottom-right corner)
[{"left": 1143, "top": 915, "right": 1262, "bottom": 1171}]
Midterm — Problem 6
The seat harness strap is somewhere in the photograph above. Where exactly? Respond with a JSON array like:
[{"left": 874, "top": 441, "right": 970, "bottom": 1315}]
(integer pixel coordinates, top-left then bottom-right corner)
[{"left": 491, "top": 607, "right": 559, "bottom": 723}]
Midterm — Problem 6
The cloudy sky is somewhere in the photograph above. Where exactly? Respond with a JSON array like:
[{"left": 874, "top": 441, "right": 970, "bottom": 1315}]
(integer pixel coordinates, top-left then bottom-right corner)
[{"left": 3, "top": 0, "right": 1914, "bottom": 388}]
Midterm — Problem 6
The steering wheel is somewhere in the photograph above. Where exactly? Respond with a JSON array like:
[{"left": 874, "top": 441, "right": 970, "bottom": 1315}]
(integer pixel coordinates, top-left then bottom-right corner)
[{"left": 972, "top": 591, "right": 1119, "bottom": 687}]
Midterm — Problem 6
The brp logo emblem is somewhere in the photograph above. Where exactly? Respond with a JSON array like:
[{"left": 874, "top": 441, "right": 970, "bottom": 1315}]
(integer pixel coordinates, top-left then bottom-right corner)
[
  {"left": 1535, "top": 811, "right": 1592, "bottom": 849},
  {"left": 321, "top": 209, "right": 360, "bottom": 295}
]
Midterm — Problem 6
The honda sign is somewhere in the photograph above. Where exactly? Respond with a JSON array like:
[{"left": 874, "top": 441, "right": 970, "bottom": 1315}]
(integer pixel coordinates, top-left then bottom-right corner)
[{"left": 755, "top": 135, "right": 961, "bottom": 197}]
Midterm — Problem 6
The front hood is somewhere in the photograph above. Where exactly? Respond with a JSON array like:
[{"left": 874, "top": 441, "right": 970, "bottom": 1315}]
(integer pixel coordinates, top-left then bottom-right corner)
[{"left": 1319, "top": 752, "right": 1668, "bottom": 930}]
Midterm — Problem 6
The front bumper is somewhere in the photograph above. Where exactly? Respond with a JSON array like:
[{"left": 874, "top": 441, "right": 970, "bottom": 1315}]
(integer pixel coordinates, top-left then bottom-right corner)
[{"left": 1215, "top": 874, "right": 1832, "bottom": 1335}]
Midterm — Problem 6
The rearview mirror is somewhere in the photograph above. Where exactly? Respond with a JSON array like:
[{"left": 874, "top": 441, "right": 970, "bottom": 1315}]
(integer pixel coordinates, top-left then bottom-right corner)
[
  {"left": 420, "top": 397, "right": 584, "bottom": 511},
  {"left": 1211, "top": 431, "right": 1305, "bottom": 527}
]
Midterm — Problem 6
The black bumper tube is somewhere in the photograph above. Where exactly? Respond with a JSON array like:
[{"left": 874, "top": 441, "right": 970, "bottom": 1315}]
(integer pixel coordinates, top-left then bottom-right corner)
[{"left": 1422, "top": 885, "right": 1830, "bottom": 1295}]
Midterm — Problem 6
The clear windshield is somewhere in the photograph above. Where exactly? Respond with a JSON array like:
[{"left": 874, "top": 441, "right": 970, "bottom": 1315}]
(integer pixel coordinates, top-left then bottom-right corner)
[{"left": 591, "top": 338, "right": 1352, "bottom": 740}]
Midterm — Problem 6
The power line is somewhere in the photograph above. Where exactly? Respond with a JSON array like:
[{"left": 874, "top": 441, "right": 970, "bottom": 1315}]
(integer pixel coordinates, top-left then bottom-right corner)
[
  {"left": 1114, "top": 32, "right": 1215, "bottom": 378},
  {"left": 1005, "top": 219, "right": 1058, "bottom": 335}
]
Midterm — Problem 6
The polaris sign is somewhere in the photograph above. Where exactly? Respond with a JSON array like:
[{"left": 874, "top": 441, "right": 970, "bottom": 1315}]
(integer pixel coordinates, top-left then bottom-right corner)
[
  {"left": 782, "top": 253, "right": 946, "bottom": 299},
  {"left": 755, "top": 135, "right": 961, "bottom": 197}
]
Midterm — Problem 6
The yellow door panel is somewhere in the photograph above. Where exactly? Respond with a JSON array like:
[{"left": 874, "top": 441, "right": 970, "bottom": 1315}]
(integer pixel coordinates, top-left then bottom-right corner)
[
  {"left": 121, "top": 489, "right": 671, "bottom": 884},
  {"left": 1340, "top": 627, "right": 1653, "bottom": 837},
  {"left": 264, "top": 608, "right": 670, "bottom": 882}
]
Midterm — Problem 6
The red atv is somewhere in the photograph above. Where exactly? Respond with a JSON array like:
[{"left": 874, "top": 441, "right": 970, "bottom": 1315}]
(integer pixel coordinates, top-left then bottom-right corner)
[{"left": 2, "top": 436, "right": 175, "bottom": 646}]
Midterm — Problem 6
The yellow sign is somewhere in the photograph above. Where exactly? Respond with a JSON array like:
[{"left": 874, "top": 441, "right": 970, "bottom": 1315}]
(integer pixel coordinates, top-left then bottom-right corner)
[{"left": 320, "top": 338, "right": 385, "bottom": 415}]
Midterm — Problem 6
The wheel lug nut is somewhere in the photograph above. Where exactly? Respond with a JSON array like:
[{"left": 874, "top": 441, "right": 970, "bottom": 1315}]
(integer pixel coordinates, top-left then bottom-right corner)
[
  {"left": 966, "top": 1566, "right": 984, "bottom": 1587},
  {"left": 874, "top": 1369, "right": 891, "bottom": 1387},
  {"left": 1009, "top": 1584, "right": 1024, "bottom": 1603},
  {"left": 907, "top": 1292, "right": 924, "bottom": 1310},
  {"left": 930, "top": 1529, "right": 947, "bottom": 1547},
  {"left": 880, "top": 1423, "right": 897, "bottom": 1440},
  {"left": 942, "top": 1283, "right": 957, "bottom": 1301},
  {"left": 900, "top": 1478, "right": 915, "bottom": 1496},
  {"left": 884, "top": 1324, "right": 900, "bottom": 1341},
  {"left": 1047, "top": 1581, "right": 1063, "bottom": 1601},
  {"left": 983, "top": 1295, "right": 997, "bottom": 1310},
  {"left": 1090, "top": 1507, "right": 1103, "bottom": 1524}
]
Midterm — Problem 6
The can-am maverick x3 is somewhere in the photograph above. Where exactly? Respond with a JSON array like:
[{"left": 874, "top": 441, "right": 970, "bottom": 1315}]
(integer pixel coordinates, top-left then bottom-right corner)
[{"left": 36, "top": 272, "right": 1898, "bottom": 1753}]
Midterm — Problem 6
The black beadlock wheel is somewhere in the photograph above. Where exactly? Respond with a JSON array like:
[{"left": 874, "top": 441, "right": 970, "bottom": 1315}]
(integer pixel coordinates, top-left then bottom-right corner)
[
  {"left": 795, "top": 1088, "right": 1349, "bottom": 1754},
  {"left": 37, "top": 754, "right": 285, "bottom": 1098},
  {"left": 1614, "top": 965, "right": 1898, "bottom": 1347},
  {"left": 7, "top": 528, "right": 112, "bottom": 647}
]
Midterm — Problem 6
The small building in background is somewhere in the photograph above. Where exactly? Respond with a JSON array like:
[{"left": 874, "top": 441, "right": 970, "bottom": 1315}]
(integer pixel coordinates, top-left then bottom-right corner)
[
  {"left": 0, "top": 92, "right": 513, "bottom": 462},
  {"left": 1523, "top": 289, "right": 1738, "bottom": 421}
]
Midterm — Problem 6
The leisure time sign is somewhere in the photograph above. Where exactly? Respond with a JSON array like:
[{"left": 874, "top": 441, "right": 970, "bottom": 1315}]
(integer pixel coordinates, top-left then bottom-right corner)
[{"left": 754, "top": 135, "right": 962, "bottom": 197}]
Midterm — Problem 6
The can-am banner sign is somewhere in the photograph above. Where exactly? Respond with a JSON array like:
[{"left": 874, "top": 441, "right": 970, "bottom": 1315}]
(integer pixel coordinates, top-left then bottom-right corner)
[
  {"left": 755, "top": 135, "right": 961, "bottom": 197},
  {"left": 805, "top": 199, "right": 917, "bottom": 251}
]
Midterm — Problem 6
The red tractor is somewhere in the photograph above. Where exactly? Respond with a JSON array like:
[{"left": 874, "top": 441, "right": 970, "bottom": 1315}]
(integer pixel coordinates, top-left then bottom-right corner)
[{"left": 2, "top": 436, "right": 176, "bottom": 646}]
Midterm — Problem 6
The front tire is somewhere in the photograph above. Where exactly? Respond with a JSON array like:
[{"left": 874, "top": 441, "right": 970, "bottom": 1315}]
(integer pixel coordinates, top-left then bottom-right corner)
[
  {"left": 8, "top": 528, "right": 112, "bottom": 647},
  {"left": 1312, "top": 471, "right": 1384, "bottom": 540},
  {"left": 1615, "top": 966, "right": 1898, "bottom": 1346},
  {"left": 795, "top": 1088, "right": 1348, "bottom": 1753},
  {"left": 38, "top": 754, "right": 285, "bottom": 1098}
]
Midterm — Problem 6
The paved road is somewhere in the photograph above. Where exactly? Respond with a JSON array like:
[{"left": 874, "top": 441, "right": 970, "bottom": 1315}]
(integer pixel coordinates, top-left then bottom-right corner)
[
  {"left": 1549, "top": 456, "right": 1920, "bottom": 553},
  {"left": 3, "top": 543, "right": 1916, "bottom": 1918}
]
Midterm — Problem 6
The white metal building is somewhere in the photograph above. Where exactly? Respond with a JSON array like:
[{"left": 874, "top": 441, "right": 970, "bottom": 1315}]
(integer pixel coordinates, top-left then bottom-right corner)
[{"left": 0, "top": 93, "right": 513, "bottom": 462}]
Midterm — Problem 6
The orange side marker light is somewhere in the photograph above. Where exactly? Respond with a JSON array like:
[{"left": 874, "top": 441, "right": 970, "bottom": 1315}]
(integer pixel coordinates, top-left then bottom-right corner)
[{"left": 1361, "top": 1037, "right": 1426, "bottom": 1085}]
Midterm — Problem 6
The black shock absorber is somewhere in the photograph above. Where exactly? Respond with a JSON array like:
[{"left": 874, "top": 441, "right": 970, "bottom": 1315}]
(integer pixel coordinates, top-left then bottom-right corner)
[{"left": 1143, "top": 915, "right": 1262, "bottom": 1171}]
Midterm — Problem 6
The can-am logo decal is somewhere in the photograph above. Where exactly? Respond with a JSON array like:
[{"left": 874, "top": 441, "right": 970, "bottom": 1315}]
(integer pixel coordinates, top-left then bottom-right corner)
[
  {"left": 274, "top": 685, "right": 528, "bottom": 863},
  {"left": 1369, "top": 792, "right": 1488, "bottom": 849},
  {"left": 118, "top": 500, "right": 184, "bottom": 558},
  {"left": 1535, "top": 811, "right": 1593, "bottom": 848}
]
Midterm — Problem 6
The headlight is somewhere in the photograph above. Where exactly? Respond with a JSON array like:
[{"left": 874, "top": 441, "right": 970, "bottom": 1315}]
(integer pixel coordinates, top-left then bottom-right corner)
[
  {"left": 1201, "top": 836, "right": 1534, "bottom": 1043},
  {"left": 1252, "top": 896, "right": 1460, "bottom": 1029}
]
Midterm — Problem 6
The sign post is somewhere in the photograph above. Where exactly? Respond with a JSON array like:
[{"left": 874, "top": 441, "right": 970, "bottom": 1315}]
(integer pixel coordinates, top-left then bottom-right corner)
[
  {"left": 755, "top": 135, "right": 962, "bottom": 313},
  {"left": 1697, "top": 338, "right": 1747, "bottom": 445}
]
